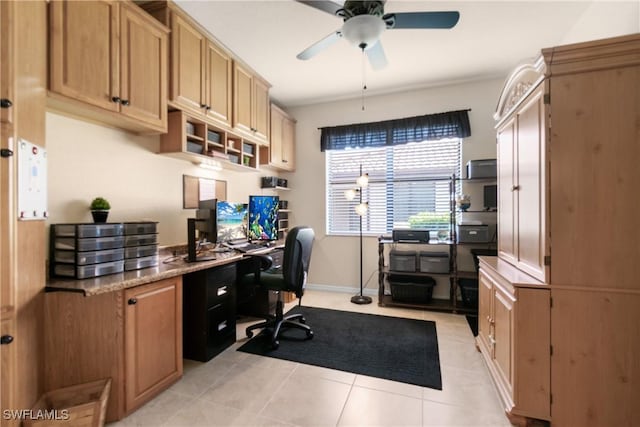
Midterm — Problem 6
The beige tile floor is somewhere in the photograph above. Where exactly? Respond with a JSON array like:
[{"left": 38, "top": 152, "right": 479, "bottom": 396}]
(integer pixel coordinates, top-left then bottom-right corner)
[{"left": 109, "top": 289, "right": 511, "bottom": 427}]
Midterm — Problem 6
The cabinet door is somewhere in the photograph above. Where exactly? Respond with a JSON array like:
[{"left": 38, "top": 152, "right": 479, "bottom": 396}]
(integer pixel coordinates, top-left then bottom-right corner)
[
  {"left": 0, "top": 0, "right": 14, "bottom": 125},
  {"left": 204, "top": 41, "right": 232, "bottom": 126},
  {"left": 49, "top": 0, "right": 119, "bottom": 112},
  {"left": 1, "top": 318, "right": 16, "bottom": 426},
  {"left": 124, "top": 277, "right": 182, "bottom": 413},
  {"left": 119, "top": 3, "right": 167, "bottom": 131},
  {"left": 269, "top": 105, "right": 284, "bottom": 165},
  {"left": 497, "top": 117, "right": 516, "bottom": 264},
  {"left": 0, "top": 124, "right": 13, "bottom": 321},
  {"left": 281, "top": 114, "right": 295, "bottom": 170},
  {"left": 515, "top": 88, "right": 546, "bottom": 281},
  {"left": 233, "top": 63, "right": 253, "bottom": 135},
  {"left": 477, "top": 269, "right": 493, "bottom": 355},
  {"left": 493, "top": 283, "right": 515, "bottom": 394},
  {"left": 253, "top": 77, "right": 270, "bottom": 142},
  {"left": 170, "top": 12, "right": 205, "bottom": 114}
]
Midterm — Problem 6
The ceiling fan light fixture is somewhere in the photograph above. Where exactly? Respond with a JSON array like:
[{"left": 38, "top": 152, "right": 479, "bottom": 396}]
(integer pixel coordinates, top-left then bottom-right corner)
[{"left": 341, "top": 15, "right": 385, "bottom": 49}]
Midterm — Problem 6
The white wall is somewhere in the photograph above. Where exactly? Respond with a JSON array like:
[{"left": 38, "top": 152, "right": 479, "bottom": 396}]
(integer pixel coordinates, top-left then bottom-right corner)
[
  {"left": 561, "top": 1, "right": 639, "bottom": 45},
  {"left": 287, "top": 77, "right": 504, "bottom": 296},
  {"left": 46, "top": 112, "right": 268, "bottom": 246}
]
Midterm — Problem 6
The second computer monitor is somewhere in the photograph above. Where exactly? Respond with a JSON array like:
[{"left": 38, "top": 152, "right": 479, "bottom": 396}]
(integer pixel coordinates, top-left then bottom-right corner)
[
  {"left": 248, "top": 195, "right": 279, "bottom": 241},
  {"left": 216, "top": 201, "right": 248, "bottom": 243}
]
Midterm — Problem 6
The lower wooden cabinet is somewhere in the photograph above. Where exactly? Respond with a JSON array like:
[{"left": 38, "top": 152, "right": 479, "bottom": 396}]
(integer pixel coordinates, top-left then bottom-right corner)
[
  {"left": 124, "top": 278, "right": 183, "bottom": 413},
  {"left": 477, "top": 258, "right": 550, "bottom": 423},
  {"left": 45, "top": 277, "right": 183, "bottom": 422}
]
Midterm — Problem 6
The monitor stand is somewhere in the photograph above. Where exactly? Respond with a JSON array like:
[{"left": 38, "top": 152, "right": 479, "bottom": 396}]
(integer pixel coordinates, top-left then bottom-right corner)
[{"left": 187, "top": 218, "right": 216, "bottom": 262}]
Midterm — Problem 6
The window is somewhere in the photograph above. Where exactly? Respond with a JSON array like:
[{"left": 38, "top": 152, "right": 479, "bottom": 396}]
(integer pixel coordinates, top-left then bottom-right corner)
[{"left": 326, "top": 138, "right": 461, "bottom": 235}]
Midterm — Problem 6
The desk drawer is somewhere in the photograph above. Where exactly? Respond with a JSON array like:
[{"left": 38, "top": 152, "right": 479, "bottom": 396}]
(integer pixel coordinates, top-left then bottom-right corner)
[{"left": 205, "top": 264, "right": 236, "bottom": 306}]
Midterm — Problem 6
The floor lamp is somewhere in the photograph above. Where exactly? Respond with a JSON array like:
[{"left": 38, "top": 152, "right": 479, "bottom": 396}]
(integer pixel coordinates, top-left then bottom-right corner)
[{"left": 345, "top": 165, "right": 372, "bottom": 305}]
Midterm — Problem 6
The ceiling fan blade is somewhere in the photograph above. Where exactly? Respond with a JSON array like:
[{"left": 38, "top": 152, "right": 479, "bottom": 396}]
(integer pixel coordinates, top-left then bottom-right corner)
[
  {"left": 296, "top": 30, "right": 343, "bottom": 60},
  {"left": 366, "top": 41, "right": 388, "bottom": 70},
  {"left": 384, "top": 11, "right": 460, "bottom": 29},
  {"left": 295, "top": 1, "right": 344, "bottom": 17}
]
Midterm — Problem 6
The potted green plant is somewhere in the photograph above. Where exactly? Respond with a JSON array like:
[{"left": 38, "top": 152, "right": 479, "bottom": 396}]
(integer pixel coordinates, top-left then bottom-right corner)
[{"left": 90, "top": 197, "right": 111, "bottom": 223}]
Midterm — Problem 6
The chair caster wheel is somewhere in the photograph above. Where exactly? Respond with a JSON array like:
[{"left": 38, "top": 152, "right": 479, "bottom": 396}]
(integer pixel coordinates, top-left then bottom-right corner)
[
  {"left": 246, "top": 330, "right": 254, "bottom": 338},
  {"left": 271, "top": 340, "right": 280, "bottom": 350},
  {"left": 306, "top": 330, "right": 314, "bottom": 339},
  {"left": 300, "top": 317, "right": 306, "bottom": 324}
]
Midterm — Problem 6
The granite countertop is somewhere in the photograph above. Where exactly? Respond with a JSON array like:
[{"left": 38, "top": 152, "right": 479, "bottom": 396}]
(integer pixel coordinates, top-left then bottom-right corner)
[{"left": 46, "top": 248, "right": 244, "bottom": 297}]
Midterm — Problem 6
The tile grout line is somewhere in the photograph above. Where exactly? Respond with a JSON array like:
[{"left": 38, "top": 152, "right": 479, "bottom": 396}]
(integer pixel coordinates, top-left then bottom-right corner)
[{"left": 334, "top": 374, "right": 358, "bottom": 427}]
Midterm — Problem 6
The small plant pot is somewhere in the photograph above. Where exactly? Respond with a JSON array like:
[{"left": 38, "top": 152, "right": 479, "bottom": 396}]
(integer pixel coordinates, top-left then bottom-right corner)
[{"left": 91, "top": 210, "right": 109, "bottom": 223}]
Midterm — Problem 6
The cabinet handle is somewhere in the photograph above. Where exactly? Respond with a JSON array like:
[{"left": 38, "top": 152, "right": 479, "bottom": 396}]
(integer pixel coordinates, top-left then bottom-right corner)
[
  {"left": 282, "top": 159, "right": 288, "bottom": 163},
  {"left": 111, "top": 96, "right": 121, "bottom": 104},
  {"left": 206, "top": 105, "right": 211, "bottom": 110},
  {"left": 200, "top": 104, "right": 207, "bottom": 109},
  {"left": 121, "top": 99, "right": 130, "bottom": 106},
  {"left": 0, "top": 98, "right": 12, "bottom": 108},
  {"left": 128, "top": 298, "right": 138, "bottom": 305},
  {"left": 511, "top": 185, "right": 520, "bottom": 191},
  {"left": 1, "top": 335, "right": 14, "bottom": 345}
]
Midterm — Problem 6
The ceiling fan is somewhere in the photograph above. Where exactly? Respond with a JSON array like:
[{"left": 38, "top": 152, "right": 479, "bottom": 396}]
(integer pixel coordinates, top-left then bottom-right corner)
[{"left": 295, "top": 0, "right": 460, "bottom": 70}]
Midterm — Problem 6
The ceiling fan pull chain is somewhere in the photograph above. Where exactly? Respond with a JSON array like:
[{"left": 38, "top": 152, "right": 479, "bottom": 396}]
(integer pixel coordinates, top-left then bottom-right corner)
[{"left": 361, "top": 45, "right": 367, "bottom": 111}]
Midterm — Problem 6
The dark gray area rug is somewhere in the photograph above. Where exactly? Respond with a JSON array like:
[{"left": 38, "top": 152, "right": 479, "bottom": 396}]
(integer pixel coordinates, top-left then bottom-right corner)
[{"left": 237, "top": 306, "right": 442, "bottom": 390}]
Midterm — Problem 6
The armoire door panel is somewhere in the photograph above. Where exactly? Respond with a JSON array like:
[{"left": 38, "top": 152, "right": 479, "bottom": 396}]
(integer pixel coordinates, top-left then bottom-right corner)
[{"left": 515, "top": 89, "right": 545, "bottom": 281}]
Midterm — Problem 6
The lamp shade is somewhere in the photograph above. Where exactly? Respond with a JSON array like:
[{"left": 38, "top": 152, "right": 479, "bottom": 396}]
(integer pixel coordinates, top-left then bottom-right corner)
[
  {"left": 356, "top": 173, "right": 369, "bottom": 188},
  {"left": 344, "top": 189, "right": 357, "bottom": 201},
  {"left": 355, "top": 202, "right": 368, "bottom": 216}
]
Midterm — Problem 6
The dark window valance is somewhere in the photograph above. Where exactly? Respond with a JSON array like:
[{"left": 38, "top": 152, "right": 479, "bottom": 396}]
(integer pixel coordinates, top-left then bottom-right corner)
[{"left": 320, "top": 109, "right": 471, "bottom": 151}]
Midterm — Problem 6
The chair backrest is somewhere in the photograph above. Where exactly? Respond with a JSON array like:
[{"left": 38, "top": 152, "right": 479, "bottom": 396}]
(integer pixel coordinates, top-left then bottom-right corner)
[{"left": 281, "top": 226, "right": 315, "bottom": 297}]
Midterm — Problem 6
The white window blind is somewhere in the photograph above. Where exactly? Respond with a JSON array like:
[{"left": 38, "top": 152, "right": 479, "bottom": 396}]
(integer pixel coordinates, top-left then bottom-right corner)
[{"left": 327, "top": 138, "right": 461, "bottom": 235}]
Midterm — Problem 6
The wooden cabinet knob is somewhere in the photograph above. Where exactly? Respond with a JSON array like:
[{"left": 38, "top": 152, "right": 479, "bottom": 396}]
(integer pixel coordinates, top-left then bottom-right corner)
[
  {"left": 128, "top": 298, "right": 138, "bottom": 305},
  {"left": 111, "top": 96, "right": 121, "bottom": 104},
  {"left": 1, "top": 335, "right": 14, "bottom": 345},
  {"left": 121, "top": 99, "right": 130, "bottom": 106},
  {"left": 0, "top": 98, "right": 12, "bottom": 108}
]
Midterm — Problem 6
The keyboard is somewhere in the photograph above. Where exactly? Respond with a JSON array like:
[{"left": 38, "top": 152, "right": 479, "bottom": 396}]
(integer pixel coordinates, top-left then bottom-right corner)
[{"left": 223, "top": 241, "right": 266, "bottom": 253}]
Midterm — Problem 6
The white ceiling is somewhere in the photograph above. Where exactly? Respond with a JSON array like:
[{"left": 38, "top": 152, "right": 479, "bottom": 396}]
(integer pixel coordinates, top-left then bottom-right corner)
[{"left": 174, "top": 1, "right": 637, "bottom": 107}]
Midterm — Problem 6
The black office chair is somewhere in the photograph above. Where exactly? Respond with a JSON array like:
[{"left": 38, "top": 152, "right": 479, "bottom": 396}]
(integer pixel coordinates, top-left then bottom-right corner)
[{"left": 245, "top": 226, "right": 315, "bottom": 349}]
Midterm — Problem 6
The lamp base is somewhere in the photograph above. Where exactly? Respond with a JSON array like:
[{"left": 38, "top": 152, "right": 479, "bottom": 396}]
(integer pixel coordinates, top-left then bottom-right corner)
[{"left": 351, "top": 294, "right": 372, "bottom": 305}]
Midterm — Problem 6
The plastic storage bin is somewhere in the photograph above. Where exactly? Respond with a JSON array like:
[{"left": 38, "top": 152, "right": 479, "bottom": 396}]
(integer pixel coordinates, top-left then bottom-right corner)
[
  {"left": 388, "top": 274, "right": 435, "bottom": 303},
  {"left": 459, "top": 278, "right": 479, "bottom": 308},
  {"left": 466, "top": 159, "right": 497, "bottom": 179},
  {"left": 389, "top": 250, "right": 417, "bottom": 272},
  {"left": 419, "top": 251, "right": 450, "bottom": 273},
  {"left": 457, "top": 225, "right": 490, "bottom": 243}
]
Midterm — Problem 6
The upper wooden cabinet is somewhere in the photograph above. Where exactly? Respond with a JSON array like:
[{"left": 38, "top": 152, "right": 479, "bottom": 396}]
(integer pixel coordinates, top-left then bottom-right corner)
[
  {"left": 0, "top": 0, "right": 14, "bottom": 125},
  {"left": 261, "top": 103, "right": 296, "bottom": 171},
  {"left": 233, "top": 62, "right": 270, "bottom": 143},
  {"left": 495, "top": 70, "right": 547, "bottom": 283},
  {"left": 168, "top": 12, "right": 232, "bottom": 127},
  {"left": 48, "top": 0, "right": 168, "bottom": 134}
]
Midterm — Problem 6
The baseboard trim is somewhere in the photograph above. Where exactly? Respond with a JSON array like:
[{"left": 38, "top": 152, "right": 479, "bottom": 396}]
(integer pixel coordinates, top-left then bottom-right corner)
[{"left": 306, "top": 283, "right": 378, "bottom": 296}]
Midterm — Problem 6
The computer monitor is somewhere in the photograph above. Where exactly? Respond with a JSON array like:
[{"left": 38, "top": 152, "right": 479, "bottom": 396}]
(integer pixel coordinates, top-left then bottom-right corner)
[
  {"left": 248, "top": 195, "right": 279, "bottom": 241},
  {"left": 216, "top": 201, "right": 248, "bottom": 243},
  {"left": 187, "top": 199, "right": 217, "bottom": 262},
  {"left": 483, "top": 185, "right": 497, "bottom": 211},
  {"left": 195, "top": 199, "right": 217, "bottom": 243}
]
